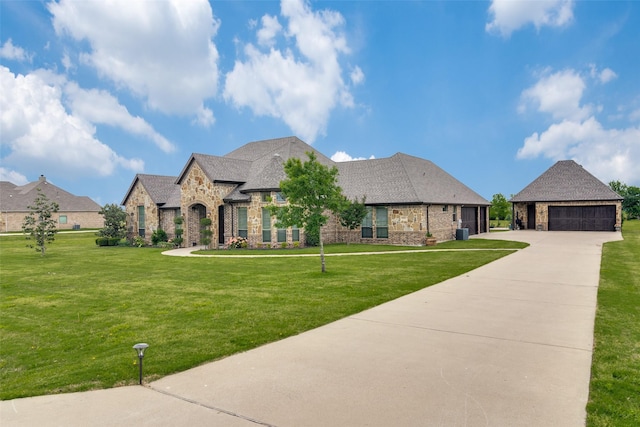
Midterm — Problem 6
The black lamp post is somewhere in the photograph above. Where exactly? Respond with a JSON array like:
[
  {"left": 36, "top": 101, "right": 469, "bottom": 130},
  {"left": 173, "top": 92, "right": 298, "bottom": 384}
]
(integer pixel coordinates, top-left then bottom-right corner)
[{"left": 133, "top": 343, "right": 149, "bottom": 385}]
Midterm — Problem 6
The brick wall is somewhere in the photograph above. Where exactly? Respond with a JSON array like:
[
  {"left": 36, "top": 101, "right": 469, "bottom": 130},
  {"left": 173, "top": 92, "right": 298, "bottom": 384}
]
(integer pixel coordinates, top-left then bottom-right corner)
[{"left": 0, "top": 211, "right": 103, "bottom": 232}]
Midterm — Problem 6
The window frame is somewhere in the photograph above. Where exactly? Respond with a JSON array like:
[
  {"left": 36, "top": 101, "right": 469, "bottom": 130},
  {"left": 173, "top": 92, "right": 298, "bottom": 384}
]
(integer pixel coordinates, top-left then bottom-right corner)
[
  {"left": 375, "top": 206, "right": 388, "bottom": 239},
  {"left": 261, "top": 208, "right": 271, "bottom": 242},
  {"left": 238, "top": 207, "right": 248, "bottom": 239},
  {"left": 362, "top": 206, "right": 373, "bottom": 238},
  {"left": 138, "top": 205, "right": 145, "bottom": 237}
]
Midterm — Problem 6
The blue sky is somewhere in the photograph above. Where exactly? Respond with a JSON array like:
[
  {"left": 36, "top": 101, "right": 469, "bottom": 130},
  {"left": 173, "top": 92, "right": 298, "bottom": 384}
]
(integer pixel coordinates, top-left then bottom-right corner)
[{"left": 1, "top": 0, "right": 639, "bottom": 206}]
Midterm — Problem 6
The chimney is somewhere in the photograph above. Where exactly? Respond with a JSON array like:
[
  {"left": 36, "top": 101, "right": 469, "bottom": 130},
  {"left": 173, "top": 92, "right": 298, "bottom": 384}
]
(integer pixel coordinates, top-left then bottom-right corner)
[{"left": 39, "top": 175, "right": 46, "bottom": 182}]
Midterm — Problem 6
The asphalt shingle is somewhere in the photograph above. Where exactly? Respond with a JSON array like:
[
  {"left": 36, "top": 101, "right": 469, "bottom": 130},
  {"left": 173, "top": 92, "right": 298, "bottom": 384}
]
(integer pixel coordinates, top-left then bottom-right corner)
[{"left": 510, "top": 160, "right": 622, "bottom": 202}]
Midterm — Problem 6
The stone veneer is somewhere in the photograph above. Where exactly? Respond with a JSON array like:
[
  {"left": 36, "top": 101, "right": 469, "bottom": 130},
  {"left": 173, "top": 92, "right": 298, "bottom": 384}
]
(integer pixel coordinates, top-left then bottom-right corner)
[
  {"left": 180, "top": 163, "right": 237, "bottom": 247},
  {"left": 133, "top": 163, "right": 490, "bottom": 247},
  {"left": 513, "top": 201, "right": 622, "bottom": 231}
]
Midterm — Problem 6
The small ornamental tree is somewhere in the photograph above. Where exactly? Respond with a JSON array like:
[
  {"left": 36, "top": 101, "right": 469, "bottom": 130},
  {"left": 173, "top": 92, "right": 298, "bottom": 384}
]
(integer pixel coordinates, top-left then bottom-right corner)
[
  {"left": 98, "top": 204, "right": 127, "bottom": 239},
  {"left": 338, "top": 196, "right": 367, "bottom": 244},
  {"left": 22, "top": 188, "right": 59, "bottom": 256},
  {"left": 200, "top": 217, "right": 212, "bottom": 249},
  {"left": 269, "top": 152, "right": 347, "bottom": 273},
  {"left": 173, "top": 215, "right": 184, "bottom": 247}
]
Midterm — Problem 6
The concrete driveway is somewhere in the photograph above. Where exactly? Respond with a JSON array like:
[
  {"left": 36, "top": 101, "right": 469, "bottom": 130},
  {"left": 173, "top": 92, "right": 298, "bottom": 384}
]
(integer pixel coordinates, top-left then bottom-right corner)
[{"left": 1, "top": 230, "right": 621, "bottom": 426}]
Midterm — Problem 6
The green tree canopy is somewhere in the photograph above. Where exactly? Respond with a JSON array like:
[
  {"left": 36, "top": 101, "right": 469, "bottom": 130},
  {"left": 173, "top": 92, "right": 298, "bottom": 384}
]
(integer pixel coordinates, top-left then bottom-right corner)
[
  {"left": 269, "top": 151, "right": 347, "bottom": 272},
  {"left": 98, "top": 204, "right": 127, "bottom": 239},
  {"left": 338, "top": 196, "right": 367, "bottom": 244},
  {"left": 22, "top": 189, "right": 59, "bottom": 256},
  {"left": 490, "top": 193, "right": 510, "bottom": 220},
  {"left": 610, "top": 180, "right": 640, "bottom": 219}
]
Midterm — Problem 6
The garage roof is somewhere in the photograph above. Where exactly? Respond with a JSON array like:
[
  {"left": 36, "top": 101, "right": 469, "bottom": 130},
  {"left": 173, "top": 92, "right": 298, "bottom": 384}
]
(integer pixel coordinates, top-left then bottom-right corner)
[{"left": 510, "top": 160, "right": 623, "bottom": 203}]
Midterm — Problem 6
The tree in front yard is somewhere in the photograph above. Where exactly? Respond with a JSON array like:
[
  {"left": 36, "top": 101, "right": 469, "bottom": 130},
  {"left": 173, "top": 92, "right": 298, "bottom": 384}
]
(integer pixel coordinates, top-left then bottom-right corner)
[
  {"left": 22, "top": 189, "right": 59, "bottom": 256},
  {"left": 269, "top": 152, "right": 347, "bottom": 273},
  {"left": 98, "top": 204, "right": 127, "bottom": 239}
]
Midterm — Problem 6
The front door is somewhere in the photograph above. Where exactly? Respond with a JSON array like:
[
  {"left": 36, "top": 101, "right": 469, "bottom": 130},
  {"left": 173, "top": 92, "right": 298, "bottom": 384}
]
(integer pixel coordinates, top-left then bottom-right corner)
[
  {"left": 527, "top": 204, "right": 536, "bottom": 230},
  {"left": 218, "top": 205, "right": 225, "bottom": 245}
]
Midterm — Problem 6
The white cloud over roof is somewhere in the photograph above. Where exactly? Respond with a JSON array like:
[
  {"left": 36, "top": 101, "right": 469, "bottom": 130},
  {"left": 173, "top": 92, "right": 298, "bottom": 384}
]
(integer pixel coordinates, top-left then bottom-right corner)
[
  {"left": 223, "top": 0, "right": 362, "bottom": 143},
  {"left": 517, "top": 67, "right": 640, "bottom": 185}
]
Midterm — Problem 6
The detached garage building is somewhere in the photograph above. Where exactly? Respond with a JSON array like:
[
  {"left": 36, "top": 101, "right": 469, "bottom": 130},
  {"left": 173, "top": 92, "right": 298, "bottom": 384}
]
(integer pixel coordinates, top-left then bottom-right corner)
[{"left": 510, "top": 160, "right": 622, "bottom": 232}]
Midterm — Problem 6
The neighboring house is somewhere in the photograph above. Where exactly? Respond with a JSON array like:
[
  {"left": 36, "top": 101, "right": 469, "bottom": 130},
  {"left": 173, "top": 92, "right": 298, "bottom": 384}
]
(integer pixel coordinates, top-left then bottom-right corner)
[
  {"left": 0, "top": 175, "right": 103, "bottom": 232},
  {"left": 510, "top": 160, "right": 623, "bottom": 231},
  {"left": 121, "top": 174, "right": 181, "bottom": 239},
  {"left": 122, "top": 136, "right": 490, "bottom": 247}
]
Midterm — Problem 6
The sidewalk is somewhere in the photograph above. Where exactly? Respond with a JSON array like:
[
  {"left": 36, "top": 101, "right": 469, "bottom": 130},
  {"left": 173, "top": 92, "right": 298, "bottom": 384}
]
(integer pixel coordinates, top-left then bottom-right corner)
[{"left": 1, "top": 231, "right": 621, "bottom": 426}]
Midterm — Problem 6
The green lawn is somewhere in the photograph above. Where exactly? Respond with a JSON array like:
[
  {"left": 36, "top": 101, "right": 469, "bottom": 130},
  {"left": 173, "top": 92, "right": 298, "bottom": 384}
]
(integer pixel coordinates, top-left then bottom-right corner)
[
  {"left": 587, "top": 219, "right": 640, "bottom": 426},
  {"left": 0, "top": 233, "right": 524, "bottom": 399}
]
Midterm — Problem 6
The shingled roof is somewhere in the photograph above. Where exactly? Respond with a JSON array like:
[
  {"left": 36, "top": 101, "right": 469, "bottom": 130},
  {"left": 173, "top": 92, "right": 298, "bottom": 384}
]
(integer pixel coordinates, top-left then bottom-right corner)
[
  {"left": 121, "top": 174, "right": 181, "bottom": 208},
  {"left": 135, "top": 136, "right": 489, "bottom": 208},
  {"left": 510, "top": 160, "right": 622, "bottom": 203},
  {"left": 338, "top": 153, "right": 489, "bottom": 205},
  {"left": 0, "top": 176, "right": 101, "bottom": 212}
]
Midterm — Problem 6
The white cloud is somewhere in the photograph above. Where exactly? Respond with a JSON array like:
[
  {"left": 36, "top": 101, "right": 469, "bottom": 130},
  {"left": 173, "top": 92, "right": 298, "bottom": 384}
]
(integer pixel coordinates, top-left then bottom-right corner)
[
  {"left": 350, "top": 66, "right": 365, "bottom": 85},
  {"left": 517, "top": 67, "right": 640, "bottom": 186},
  {"left": 519, "top": 69, "right": 591, "bottom": 121},
  {"left": 0, "top": 39, "right": 32, "bottom": 62},
  {"left": 0, "top": 168, "right": 29, "bottom": 185},
  {"left": 589, "top": 65, "right": 618, "bottom": 84},
  {"left": 517, "top": 118, "right": 640, "bottom": 184},
  {"left": 331, "top": 151, "right": 374, "bottom": 162},
  {"left": 486, "top": 0, "right": 574, "bottom": 37},
  {"left": 223, "top": 0, "right": 362, "bottom": 143},
  {"left": 0, "top": 66, "right": 144, "bottom": 178},
  {"left": 48, "top": 0, "right": 220, "bottom": 124},
  {"left": 257, "top": 15, "right": 282, "bottom": 47},
  {"left": 62, "top": 81, "right": 175, "bottom": 153}
]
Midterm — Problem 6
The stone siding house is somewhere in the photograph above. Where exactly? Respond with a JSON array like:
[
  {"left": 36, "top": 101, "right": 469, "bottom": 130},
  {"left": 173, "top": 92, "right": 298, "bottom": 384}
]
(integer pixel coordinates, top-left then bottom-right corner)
[
  {"left": 510, "top": 160, "right": 622, "bottom": 231},
  {"left": 0, "top": 175, "right": 103, "bottom": 232},
  {"left": 121, "top": 174, "right": 182, "bottom": 239},
  {"left": 122, "top": 137, "right": 490, "bottom": 247}
]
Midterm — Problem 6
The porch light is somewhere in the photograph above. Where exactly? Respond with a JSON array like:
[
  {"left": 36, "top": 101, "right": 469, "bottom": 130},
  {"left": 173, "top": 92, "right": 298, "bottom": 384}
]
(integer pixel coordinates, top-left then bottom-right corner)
[{"left": 133, "top": 343, "right": 149, "bottom": 385}]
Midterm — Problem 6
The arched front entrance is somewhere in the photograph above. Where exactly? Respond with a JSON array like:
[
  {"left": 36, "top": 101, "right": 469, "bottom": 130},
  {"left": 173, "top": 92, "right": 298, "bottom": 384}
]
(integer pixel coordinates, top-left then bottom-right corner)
[{"left": 187, "top": 203, "right": 207, "bottom": 247}]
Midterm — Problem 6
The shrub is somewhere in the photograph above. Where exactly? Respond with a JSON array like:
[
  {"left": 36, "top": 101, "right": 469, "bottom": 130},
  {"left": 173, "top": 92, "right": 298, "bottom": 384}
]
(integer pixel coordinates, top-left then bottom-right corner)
[
  {"left": 132, "top": 236, "right": 145, "bottom": 247},
  {"left": 280, "top": 242, "right": 288, "bottom": 249},
  {"left": 95, "top": 237, "right": 121, "bottom": 246},
  {"left": 151, "top": 229, "right": 168, "bottom": 245},
  {"left": 293, "top": 241, "right": 300, "bottom": 249},
  {"left": 226, "top": 236, "right": 248, "bottom": 249}
]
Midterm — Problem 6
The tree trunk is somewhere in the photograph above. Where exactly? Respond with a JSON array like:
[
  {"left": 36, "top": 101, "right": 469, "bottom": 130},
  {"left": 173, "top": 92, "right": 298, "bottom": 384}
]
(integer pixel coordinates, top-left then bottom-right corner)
[{"left": 319, "top": 227, "right": 326, "bottom": 273}]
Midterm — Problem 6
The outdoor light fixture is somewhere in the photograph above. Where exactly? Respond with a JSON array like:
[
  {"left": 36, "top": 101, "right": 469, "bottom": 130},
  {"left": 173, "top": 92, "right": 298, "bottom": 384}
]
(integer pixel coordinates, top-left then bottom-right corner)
[{"left": 133, "top": 343, "right": 149, "bottom": 385}]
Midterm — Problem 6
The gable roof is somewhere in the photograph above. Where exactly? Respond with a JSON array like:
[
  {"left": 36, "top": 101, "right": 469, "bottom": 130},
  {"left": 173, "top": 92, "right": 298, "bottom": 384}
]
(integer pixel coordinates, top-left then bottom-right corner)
[
  {"left": 224, "top": 136, "right": 333, "bottom": 165},
  {"left": 338, "top": 153, "right": 489, "bottom": 205},
  {"left": 510, "top": 160, "right": 622, "bottom": 203},
  {"left": 121, "top": 174, "right": 181, "bottom": 208},
  {"left": 0, "top": 176, "right": 101, "bottom": 212},
  {"left": 142, "top": 136, "right": 489, "bottom": 207}
]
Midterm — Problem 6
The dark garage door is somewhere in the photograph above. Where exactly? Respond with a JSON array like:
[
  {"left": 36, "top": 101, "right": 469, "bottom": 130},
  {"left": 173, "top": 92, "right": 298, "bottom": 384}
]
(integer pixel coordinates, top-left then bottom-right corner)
[
  {"left": 461, "top": 207, "right": 478, "bottom": 235},
  {"left": 548, "top": 205, "right": 616, "bottom": 231}
]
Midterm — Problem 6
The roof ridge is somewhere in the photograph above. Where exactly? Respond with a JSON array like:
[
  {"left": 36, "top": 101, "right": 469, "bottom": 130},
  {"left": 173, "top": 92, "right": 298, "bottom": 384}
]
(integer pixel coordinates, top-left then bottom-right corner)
[{"left": 394, "top": 153, "right": 422, "bottom": 202}]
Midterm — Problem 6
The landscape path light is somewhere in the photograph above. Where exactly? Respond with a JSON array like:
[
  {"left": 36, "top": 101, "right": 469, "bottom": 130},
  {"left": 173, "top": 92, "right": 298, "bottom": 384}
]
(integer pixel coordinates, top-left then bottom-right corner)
[{"left": 133, "top": 343, "right": 149, "bottom": 385}]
